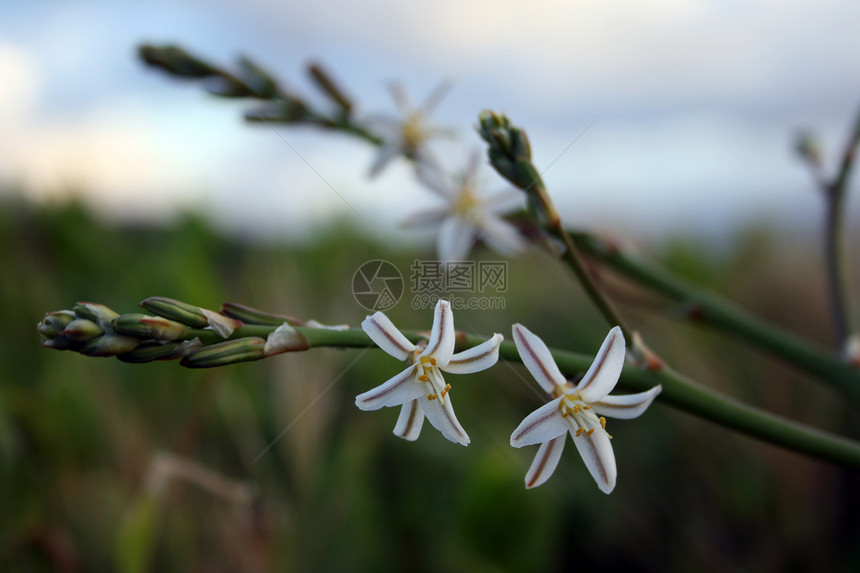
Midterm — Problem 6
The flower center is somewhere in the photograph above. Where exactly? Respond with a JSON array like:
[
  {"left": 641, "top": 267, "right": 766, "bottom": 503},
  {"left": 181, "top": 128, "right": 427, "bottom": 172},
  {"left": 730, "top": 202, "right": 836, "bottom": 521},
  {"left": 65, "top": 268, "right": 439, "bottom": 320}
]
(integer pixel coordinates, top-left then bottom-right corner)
[
  {"left": 401, "top": 113, "right": 426, "bottom": 151},
  {"left": 554, "top": 385, "right": 610, "bottom": 439},
  {"left": 452, "top": 186, "right": 480, "bottom": 218},
  {"left": 412, "top": 353, "right": 451, "bottom": 403}
]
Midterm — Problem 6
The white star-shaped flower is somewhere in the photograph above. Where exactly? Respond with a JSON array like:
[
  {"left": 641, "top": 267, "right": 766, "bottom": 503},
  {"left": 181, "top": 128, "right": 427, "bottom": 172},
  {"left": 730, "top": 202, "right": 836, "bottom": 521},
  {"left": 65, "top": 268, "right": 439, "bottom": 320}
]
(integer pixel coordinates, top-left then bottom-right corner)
[
  {"left": 405, "top": 153, "right": 526, "bottom": 262},
  {"left": 356, "top": 299, "right": 503, "bottom": 445},
  {"left": 366, "top": 83, "right": 453, "bottom": 178},
  {"left": 510, "top": 324, "right": 661, "bottom": 493}
]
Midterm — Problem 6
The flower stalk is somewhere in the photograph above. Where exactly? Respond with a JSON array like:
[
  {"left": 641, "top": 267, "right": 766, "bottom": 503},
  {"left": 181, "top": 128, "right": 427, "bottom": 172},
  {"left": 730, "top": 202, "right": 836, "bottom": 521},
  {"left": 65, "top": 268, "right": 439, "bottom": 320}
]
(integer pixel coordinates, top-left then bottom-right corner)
[{"left": 37, "top": 300, "right": 860, "bottom": 470}]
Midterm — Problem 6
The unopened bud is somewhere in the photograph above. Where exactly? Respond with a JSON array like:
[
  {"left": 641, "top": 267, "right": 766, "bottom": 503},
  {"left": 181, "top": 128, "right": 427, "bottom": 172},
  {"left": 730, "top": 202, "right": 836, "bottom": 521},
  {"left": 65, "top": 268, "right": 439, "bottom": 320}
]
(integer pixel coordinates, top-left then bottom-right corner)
[
  {"left": 140, "top": 297, "right": 211, "bottom": 328},
  {"left": 238, "top": 56, "right": 279, "bottom": 99},
  {"left": 119, "top": 339, "right": 203, "bottom": 363},
  {"left": 220, "top": 302, "right": 298, "bottom": 326},
  {"left": 112, "top": 314, "right": 188, "bottom": 341},
  {"left": 794, "top": 130, "right": 823, "bottom": 169},
  {"left": 308, "top": 63, "right": 353, "bottom": 113},
  {"left": 81, "top": 334, "right": 141, "bottom": 357},
  {"left": 203, "top": 75, "right": 255, "bottom": 98},
  {"left": 61, "top": 318, "right": 104, "bottom": 343},
  {"left": 180, "top": 337, "right": 266, "bottom": 368},
  {"left": 138, "top": 44, "right": 217, "bottom": 78},
  {"left": 37, "top": 310, "right": 76, "bottom": 339},
  {"left": 74, "top": 302, "right": 120, "bottom": 329}
]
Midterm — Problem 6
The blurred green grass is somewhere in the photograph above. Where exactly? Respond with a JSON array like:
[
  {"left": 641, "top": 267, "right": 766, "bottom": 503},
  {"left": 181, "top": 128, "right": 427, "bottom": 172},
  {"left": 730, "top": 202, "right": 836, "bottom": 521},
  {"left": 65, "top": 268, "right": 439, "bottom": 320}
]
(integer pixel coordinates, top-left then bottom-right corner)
[{"left": 1, "top": 196, "right": 859, "bottom": 572}]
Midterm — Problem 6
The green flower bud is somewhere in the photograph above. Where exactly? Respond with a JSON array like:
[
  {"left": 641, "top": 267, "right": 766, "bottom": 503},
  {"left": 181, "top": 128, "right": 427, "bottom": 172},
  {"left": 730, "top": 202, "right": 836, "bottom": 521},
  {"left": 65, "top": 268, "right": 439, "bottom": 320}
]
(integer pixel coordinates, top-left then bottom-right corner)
[
  {"left": 308, "top": 63, "right": 353, "bottom": 113},
  {"left": 74, "top": 302, "right": 120, "bottom": 328},
  {"left": 112, "top": 314, "right": 188, "bottom": 340},
  {"left": 238, "top": 56, "right": 279, "bottom": 99},
  {"left": 140, "top": 297, "right": 210, "bottom": 328},
  {"left": 118, "top": 339, "right": 203, "bottom": 363},
  {"left": 220, "top": 302, "right": 299, "bottom": 326},
  {"left": 81, "top": 334, "right": 141, "bottom": 357},
  {"left": 61, "top": 318, "right": 104, "bottom": 343},
  {"left": 37, "top": 310, "right": 76, "bottom": 339},
  {"left": 180, "top": 337, "right": 266, "bottom": 368}
]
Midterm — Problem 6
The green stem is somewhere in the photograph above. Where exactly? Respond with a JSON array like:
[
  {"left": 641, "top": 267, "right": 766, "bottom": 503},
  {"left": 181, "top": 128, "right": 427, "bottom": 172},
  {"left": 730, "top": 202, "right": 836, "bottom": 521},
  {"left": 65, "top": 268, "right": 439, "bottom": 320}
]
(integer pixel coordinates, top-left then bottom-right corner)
[
  {"left": 182, "top": 324, "right": 860, "bottom": 468},
  {"left": 570, "top": 232, "right": 860, "bottom": 401}
]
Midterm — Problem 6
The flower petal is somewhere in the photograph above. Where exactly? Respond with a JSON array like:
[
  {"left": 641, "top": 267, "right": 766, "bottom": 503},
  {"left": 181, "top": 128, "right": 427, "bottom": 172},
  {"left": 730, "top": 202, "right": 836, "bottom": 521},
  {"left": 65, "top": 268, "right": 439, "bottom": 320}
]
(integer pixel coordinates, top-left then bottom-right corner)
[
  {"left": 524, "top": 435, "right": 566, "bottom": 489},
  {"left": 362, "top": 312, "right": 416, "bottom": 361},
  {"left": 444, "top": 333, "right": 503, "bottom": 374},
  {"left": 369, "top": 143, "right": 401, "bottom": 178},
  {"left": 437, "top": 216, "right": 476, "bottom": 263},
  {"left": 355, "top": 364, "right": 423, "bottom": 411},
  {"left": 511, "top": 324, "right": 567, "bottom": 393},
  {"left": 570, "top": 426, "right": 617, "bottom": 494},
  {"left": 420, "top": 392, "right": 470, "bottom": 446},
  {"left": 423, "top": 299, "right": 455, "bottom": 365},
  {"left": 416, "top": 160, "right": 454, "bottom": 198},
  {"left": 475, "top": 213, "right": 526, "bottom": 255},
  {"left": 402, "top": 206, "right": 450, "bottom": 227},
  {"left": 419, "top": 82, "right": 450, "bottom": 116},
  {"left": 393, "top": 400, "right": 425, "bottom": 441},
  {"left": 592, "top": 385, "right": 662, "bottom": 420},
  {"left": 510, "top": 397, "right": 568, "bottom": 447},
  {"left": 575, "top": 326, "right": 626, "bottom": 403}
]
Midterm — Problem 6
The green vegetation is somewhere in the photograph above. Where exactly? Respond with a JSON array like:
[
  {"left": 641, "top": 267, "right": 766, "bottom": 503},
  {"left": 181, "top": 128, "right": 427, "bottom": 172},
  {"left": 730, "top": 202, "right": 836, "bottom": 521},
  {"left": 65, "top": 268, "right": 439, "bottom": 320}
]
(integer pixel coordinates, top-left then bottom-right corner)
[{"left": 2, "top": 198, "right": 859, "bottom": 572}]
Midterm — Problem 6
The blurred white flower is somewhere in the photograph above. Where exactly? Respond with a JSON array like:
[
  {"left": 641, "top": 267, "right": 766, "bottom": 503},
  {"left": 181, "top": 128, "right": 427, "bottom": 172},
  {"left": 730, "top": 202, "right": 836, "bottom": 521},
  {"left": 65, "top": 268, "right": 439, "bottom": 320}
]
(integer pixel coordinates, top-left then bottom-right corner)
[
  {"left": 356, "top": 299, "right": 503, "bottom": 445},
  {"left": 366, "top": 83, "right": 453, "bottom": 177},
  {"left": 510, "top": 324, "right": 661, "bottom": 493},
  {"left": 406, "top": 153, "right": 526, "bottom": 262}
]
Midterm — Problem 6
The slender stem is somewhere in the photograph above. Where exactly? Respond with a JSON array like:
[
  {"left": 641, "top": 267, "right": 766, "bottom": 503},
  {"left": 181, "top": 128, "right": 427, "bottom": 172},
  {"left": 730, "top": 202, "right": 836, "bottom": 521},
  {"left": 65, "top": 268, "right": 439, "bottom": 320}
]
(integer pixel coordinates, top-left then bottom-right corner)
[
  {"left": 181, "top": 324, "right": 860, "bottom": 468},
  {"left": 552, "top": 228, "right": 633, "bottom": 342},
  {"left": 823, "top": 112, "right": 859, "bottom": 348},
  {"left": 569, "top": 232, "right": 860, "bottom": 400},
  {"left": 825, "top": 183, "right": 851, "bottom": 346}
]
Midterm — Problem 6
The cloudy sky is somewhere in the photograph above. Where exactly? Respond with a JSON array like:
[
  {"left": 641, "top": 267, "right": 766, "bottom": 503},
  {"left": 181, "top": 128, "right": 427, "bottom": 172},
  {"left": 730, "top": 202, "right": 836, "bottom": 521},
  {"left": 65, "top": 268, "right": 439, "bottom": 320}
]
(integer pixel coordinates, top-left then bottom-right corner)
[{"left": 1, "top": 0, "right": 859, "bottom": 240}]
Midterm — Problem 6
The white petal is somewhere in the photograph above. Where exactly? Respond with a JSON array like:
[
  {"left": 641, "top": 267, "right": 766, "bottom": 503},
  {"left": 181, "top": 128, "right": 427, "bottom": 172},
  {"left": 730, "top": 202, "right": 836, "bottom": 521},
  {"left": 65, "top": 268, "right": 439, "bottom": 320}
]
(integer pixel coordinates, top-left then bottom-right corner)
[
  {"left": 524, "top": 435, "right": 566, "bottom": 489},
  {"left": 361, "top": 312, "right": 416, "bottom": 361},
  {"left": 419, "top": 82, "right": 450, "bottom": 116},
  {"left": 437, "top": 216, "right": 476, "bottom": 263},
  {"left": 402, "top": 206, "right": 450, "bottom": 228},
  {"left": 575, "top": 326, "right": 626, "bottom": 403},
  {"left": 422, "top": 299, "right": 455, "bottom": 365},
  {"left": 200, "top": 308, "right": 240, "bottom": 338},
  {"left": 369, "top": 143, "right": 401, "bottom": 178},
  {"left": 420, "top": 392, "right": 470, "bottom": 446},
  {"left": 511, "top": 324, "right": 567, "bottom": 393},
  {"left": 415, "top": 160, "right": 454, "bottom": 198},
  {"left": 444, "top": 333, "right": 503, "bottom": 374},
  {"left": 475, "top": 213, "right": 526, "bottom": 255},
  {"left": 389, "top": 83, "right": 412, "bottom": 115},
  {"left": 570, "top": 427, "right": 617, "bottom": 494},
  {"left": 355, "top": 364, "right": 423, "bottom": 411},
  {"left": 510, "top": 397, "right": 568, "bottom": 447},
  {"left": 592, "top": 385, "right": 662, "bottom": 420},
  {"left": 393, "top": 400, "right": 425, "bottom": 441}
]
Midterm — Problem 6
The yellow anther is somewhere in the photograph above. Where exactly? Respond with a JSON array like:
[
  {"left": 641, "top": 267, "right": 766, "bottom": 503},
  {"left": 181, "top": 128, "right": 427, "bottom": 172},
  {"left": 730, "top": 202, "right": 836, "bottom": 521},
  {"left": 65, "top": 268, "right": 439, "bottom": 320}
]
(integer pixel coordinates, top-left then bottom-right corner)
[
  {"left": 561, "top": 410, "right": 570, "bottom": 418},
  {"left": 427, "top": 393, "right": 438, "bottom": 400},
  {"left": 583, "top": 405, "right": 591, "bottom": 410},
  {"left": 418, "top": 375, "right": 429, "bottom": 382},
  {"left": 430, "top": 358, "right": 437, "bottom": 365},
  {"left": 575, "top": 428, "right": 585, "bottom": 437},
  {"left": 572, "top": 405, "right": 581, "bottom": 413},
  {"left": 586, "top": 428, "right": 595, "bottom": 436},
  {"left": 599, "top": 417, "right": 607, "bottom": 429},
  {"left": 441, "top": 383, "right": 451, "bottom": 397}
]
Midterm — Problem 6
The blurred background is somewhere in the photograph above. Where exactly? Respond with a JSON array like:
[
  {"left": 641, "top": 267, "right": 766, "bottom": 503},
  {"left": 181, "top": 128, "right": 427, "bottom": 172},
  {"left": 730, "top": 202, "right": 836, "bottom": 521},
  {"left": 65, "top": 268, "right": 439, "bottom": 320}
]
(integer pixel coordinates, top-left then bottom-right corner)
[{"left": 2, "top": 1, "right": 860, "bottom": 571}]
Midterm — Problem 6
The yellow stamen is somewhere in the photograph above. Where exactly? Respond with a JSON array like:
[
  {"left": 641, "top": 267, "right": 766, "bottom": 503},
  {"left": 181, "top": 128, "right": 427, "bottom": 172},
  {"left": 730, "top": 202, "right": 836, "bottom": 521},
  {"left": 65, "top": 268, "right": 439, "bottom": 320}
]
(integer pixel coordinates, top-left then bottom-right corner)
[
  {"left": 576, "top": 428, "right": 584, "bottom": 437},
  {"left": 572, "top": 405, "right": 581, "bottom": 413},
  {"left": 599, "top": 417, "right": 606, "bottom": 429},
  {"left": 583, "top": 405, "right": 591, "bottom": 410},
  {"left": 418, "top": 375, "right": 429, "bottom": 382},
  {"left": 441, "top": 383, "right": 451, "bottom": 397},
  {"left": 586, "top": 428, "right": 595, "bottom": 436},
  {"left": 427, "top": 393, "right": 437, "bottom": 400}
]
